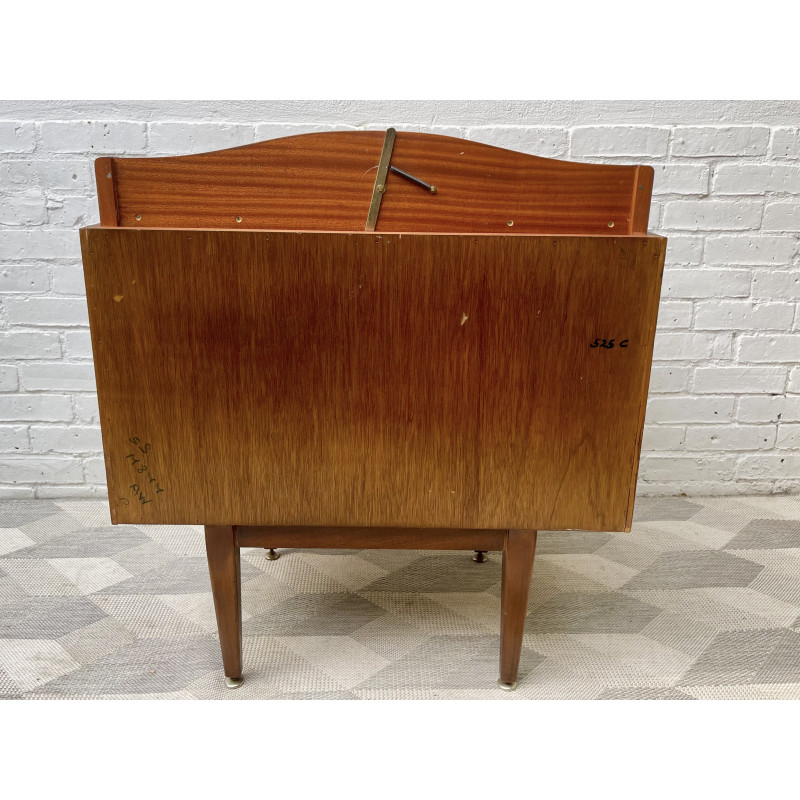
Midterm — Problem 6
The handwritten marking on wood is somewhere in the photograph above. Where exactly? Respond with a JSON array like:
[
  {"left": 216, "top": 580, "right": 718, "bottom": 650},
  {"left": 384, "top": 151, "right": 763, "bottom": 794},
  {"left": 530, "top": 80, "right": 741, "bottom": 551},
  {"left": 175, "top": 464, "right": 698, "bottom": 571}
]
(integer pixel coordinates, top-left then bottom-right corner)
[
  {"left": 124, "top": 436, "right": 165, "bottom": 504},
  {"left": 590, "top": 338, "right": 629, "bottom": 349}
]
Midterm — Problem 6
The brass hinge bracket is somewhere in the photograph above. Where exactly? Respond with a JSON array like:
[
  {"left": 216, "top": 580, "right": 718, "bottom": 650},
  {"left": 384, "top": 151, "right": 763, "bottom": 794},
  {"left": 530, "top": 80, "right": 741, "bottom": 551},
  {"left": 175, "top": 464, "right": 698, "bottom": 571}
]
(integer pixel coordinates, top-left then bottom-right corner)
[{"left": 365, "top": 127, "right": 396, "bottom": 232}]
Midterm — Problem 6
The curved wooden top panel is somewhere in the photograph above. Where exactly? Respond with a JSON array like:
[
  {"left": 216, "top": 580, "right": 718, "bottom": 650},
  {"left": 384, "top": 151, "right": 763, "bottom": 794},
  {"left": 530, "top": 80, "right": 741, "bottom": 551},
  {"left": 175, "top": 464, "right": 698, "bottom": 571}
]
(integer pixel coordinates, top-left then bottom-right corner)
[{"left": 96, "top": 131, "right": 654, "bottom": 235}]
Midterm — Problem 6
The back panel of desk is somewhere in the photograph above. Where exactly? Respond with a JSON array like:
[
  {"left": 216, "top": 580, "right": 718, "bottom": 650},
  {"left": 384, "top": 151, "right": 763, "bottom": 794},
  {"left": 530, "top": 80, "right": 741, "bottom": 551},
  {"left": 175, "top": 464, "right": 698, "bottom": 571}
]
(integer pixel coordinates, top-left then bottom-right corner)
[{"left": 81, "top": 228, "right": 665, "bottom": 531}]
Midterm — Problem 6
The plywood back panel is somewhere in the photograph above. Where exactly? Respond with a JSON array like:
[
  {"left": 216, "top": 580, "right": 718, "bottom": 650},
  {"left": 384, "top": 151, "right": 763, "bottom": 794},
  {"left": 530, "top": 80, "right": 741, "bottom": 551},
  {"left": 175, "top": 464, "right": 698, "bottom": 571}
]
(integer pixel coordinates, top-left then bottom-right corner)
[
  {"left": 95, "top": 131, "right": 653, "bottom": 235},
  {"left": 81, "top": 228, "right": 665, "bottom": 531}
]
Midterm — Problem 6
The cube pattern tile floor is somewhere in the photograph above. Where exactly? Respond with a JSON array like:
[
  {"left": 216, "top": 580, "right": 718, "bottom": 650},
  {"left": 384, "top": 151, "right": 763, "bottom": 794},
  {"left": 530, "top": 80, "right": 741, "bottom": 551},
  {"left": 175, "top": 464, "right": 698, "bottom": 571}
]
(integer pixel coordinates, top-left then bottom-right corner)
[{"left": 1, "top": 496, "right": 800, "bottom": 700}]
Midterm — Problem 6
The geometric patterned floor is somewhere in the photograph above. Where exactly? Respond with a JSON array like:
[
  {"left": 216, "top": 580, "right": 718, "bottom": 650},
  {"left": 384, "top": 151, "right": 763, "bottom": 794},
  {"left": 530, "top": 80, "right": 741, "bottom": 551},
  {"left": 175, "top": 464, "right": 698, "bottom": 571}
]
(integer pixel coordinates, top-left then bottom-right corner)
[{"left": 1, "top": 495, "right": 800, "bottom": 700}]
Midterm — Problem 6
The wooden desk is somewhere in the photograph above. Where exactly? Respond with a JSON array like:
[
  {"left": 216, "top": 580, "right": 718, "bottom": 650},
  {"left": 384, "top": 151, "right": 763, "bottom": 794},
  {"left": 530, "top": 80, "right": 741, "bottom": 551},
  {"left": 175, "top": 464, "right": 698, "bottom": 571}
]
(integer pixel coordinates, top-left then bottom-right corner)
[{"left": 81, "top": 129, "right": 665, "bottom": 689}]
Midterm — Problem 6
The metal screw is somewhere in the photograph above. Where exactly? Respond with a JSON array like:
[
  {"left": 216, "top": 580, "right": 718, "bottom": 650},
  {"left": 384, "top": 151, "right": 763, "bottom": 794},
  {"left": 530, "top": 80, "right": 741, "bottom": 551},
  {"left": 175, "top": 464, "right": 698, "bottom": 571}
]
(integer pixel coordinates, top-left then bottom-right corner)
[
  {"left": 608, "top": 221, "right": 615, "bottom": 228},
  {"left": 106, "top": 172, "right": 112, "bottom": 179},
  {"left": 507, "top": 220, "right": 514, "bottom": 227},
  {"left": 377, "top": 184, "right": 385, "bottom": 193},
  {"left": 235, "top": 216, "right": 243, "bottom": 223},
  {"left": 638, "top": 184, "right": 644, "bottom": 190},
  {"left": 135, "top": 214, "right": 141, "bottom": 221}
]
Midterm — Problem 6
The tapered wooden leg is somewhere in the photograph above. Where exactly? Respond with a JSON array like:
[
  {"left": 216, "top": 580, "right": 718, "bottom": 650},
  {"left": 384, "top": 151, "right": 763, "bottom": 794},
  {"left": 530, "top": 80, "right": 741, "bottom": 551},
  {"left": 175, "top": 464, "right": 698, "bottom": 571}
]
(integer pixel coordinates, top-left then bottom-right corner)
[
  {"left": 499, "top": 529, "right": 537, "bottom": 690},
  {"left": 205, "top": 525, "right": 243, "bottom": 687}
]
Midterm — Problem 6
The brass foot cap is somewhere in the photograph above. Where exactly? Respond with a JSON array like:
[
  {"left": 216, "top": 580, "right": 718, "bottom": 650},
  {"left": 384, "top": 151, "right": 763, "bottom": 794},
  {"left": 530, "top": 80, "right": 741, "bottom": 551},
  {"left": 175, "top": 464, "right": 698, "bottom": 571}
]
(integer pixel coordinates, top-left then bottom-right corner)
[
  {"left": 497, "top": 679, "right": 517, "bottom": 691},
  {"left": 265, "top": 549, "right": 279, "bottom": 561},
  {"left": 225, "top": 676, "right": 244, "bottom": 689}
]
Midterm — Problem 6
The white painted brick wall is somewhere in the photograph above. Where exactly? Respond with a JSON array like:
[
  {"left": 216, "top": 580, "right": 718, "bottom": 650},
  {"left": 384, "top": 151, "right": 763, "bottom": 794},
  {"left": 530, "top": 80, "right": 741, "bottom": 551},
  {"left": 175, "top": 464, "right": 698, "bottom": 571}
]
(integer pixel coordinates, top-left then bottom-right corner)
[
  {"left": 777, "top": 424, "right": 800, "bottom": 448},
  {"left": 763, "top": 203, "right": 800, "bottom": 231},
  {"left": 661, "top": 269, "right": 751, "bottom": 298},
  {"left": 772, "top": 129, "right": 800, "bottom": 160},
  {"left": 0, "top": 365, "right": 18, "bottom": 391},
  {"left": 570, "top": 126, "right": 670, "bottom": 157},
  {"left": 692, "top": 367, "right": 787, "bottom": 394},
  {"left": 39, "top": 121, "right": 148, "bottom": 154},
  {"left": 1, "top": 100, "right": 799, "bottom": 499},
  {"left": 29, "top": 424, "right": 102, "bottom": 453},
  {"left": 671, "top": 127, "right": 771, "bottom": 158},
  {"left": 713, "top": 164, "right": 800, "bottom": 195},
  {"left": 694, "top": 301, "right": 795, "bottom": 330},
  {"left": 466, "top": 127, "right": 569, "bottom": 157},
  {"left": 662, "top": 200, "right": 763, "bottom": 231},
  {"left": 737, "top": 335, "right": 800, "bottom": 362},
  {"left": 0, "top": 122, "right": 35, "bottom": 153},
  {"left": 149, "top": 122, "right": 255, "bottom": 155}
]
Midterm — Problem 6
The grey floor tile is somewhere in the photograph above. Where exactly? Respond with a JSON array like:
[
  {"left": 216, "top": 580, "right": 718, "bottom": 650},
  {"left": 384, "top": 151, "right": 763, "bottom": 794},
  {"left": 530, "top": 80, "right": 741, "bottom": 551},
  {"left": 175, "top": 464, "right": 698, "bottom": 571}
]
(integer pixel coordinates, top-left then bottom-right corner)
[
  {"left": 355, "top": 634, "right": 545, "bottom": 690},
  {"left": 594, "top": 536, "right": 663, "bottom": 571},
  {"left": 632, "top": 498, "right": 703, "bottom": 523},
  {"left": 0, "top": 500, "right": 61, "bottom": 528},
  {"left": 112, "top": 541, "right": 178, "bottom": 576},
  {"left": 58, "top": 616, "right": 138, "bottom": 665},
  {"left": 726, "top": 519, "right": 800, "bottom": 550},
  {"left": 270, "top": 690, "right": 361, "bottom": 700},
  {"left": 4, "top": 526, "right": 149, "bottom": 559},
  {"left": 754, "top": 630, "right": 800, "bottom": 684},
  {"left": 357, "top": 549, "right": 431, "bottom": 571},
  {"left": 597, "top": 687, "right": 695, "bottom": 700},
  {"left": 0, "top": 666, "right": 24, "bottom": 699},
  {"left": 362, "top": 554, "right": 501, "bottom": 593},
  {"left": 0, "top": 558, "right": 81, "bottom": 596},
  {"left": 536, "top": 531, "right": 614, "bottom": 555},
  {"left": 679, "top": 629, "right": 786, "bottom": 686},
  {"left": 640, "top": 611, "right": 718, "bottom": 657},
  {"left": 90, "top": 594, "right": 209, "bottom": 640},
  {"left": 1, "top": 496, "right": 798, "bottom": 699},
  {"left": 690, "top": 506, "right": 756, "bottom": 535},
  {"left": 244, "top": 592, "right": 387, "bottom": 636},
  {"left": 525, "top": 591, "right": 663, "bottom": 634},
  {"left": 26, "top": 636, "right": 220, "bottom": 696},
  {"left": 748, "top": 568, "right": 800, "bottom": 607},
  {"left": 102, "top": 556, "right": 259, "bottom": 595},
  {"left": 623, "top": 550, "right": 764, "bottom": 590},
  {"left": 0, "top": 596, "right": 106, "bottom": 639},
  {"left": 19, "top": 513, "right": 83, "bottom": 543},
  {"left": 0, "top": 574, "right": 28, "bottom": 606}
]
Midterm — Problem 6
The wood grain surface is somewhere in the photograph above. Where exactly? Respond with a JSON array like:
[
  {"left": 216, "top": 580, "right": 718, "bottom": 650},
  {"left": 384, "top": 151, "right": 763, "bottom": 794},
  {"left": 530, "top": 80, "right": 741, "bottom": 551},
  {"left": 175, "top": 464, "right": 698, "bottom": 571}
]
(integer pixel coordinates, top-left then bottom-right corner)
[
  {"left": 81, "top": 227, "right": 665, "bottom": 531},
  {"left": 235, "top": 526, "right": 507, "bottom": 551},
  {"left": 98, "top": 131, "right": 652, "bottom": 235},
  {"left": 94, "top": 157, "right": 119, "bottom": 227},
  {"left": 204, "top": 525, "right": 242, "bottom": 679},
  {"left": 500, "top": 530, "right": 538, "bottom": 684}
]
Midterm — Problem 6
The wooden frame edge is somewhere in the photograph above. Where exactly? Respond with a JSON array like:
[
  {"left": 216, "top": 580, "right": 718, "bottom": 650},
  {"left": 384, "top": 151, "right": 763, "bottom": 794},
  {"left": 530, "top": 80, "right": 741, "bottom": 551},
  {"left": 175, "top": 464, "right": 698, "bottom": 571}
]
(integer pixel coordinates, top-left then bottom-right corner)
[
  {"left": 630, "top": 165, "right": 655, "bottom": 235},
  {"left": 623, "top": 235, "right": 668, "bottom": 530},
  {"left": 235, "top": 526, "right": 507, "bottom": 551},
  {"left": 95, "top": 157, "right": 120, "bottom": 227}
]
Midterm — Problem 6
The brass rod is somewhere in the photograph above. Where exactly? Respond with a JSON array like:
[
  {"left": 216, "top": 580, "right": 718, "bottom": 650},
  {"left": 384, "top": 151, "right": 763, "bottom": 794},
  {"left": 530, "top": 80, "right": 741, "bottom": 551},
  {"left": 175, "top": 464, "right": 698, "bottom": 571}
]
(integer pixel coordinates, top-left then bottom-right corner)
[{"left": 389, "top": 165, "right": 437, "bottom": 194}]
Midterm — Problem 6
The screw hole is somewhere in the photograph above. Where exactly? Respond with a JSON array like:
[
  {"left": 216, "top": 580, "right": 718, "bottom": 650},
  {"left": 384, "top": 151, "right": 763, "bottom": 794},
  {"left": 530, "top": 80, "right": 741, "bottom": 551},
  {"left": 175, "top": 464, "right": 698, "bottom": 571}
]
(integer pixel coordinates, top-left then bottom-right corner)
[
  {"left": 608, "top": 221, "right": 615, "bottom": 228},
  {"left": 235, "top": 216, "right": 243, "bottom": 223},
  {"left": 135, "top": 214, "right": 141, "bottom": 221},
  {"left": 507, "top": 220, "right": 514, "bottom": 227}
]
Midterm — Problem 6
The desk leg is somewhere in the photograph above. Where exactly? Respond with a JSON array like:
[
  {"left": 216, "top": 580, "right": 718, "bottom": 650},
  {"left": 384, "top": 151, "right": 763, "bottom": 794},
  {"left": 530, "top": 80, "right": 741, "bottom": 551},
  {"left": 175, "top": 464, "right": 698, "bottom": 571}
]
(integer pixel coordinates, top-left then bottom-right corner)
[
  {"left": 205, "top": 525, "right": 244, "bottom": 688},
  {"left": 499, "top": 529, "right": 537, "bottom": 690}
]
